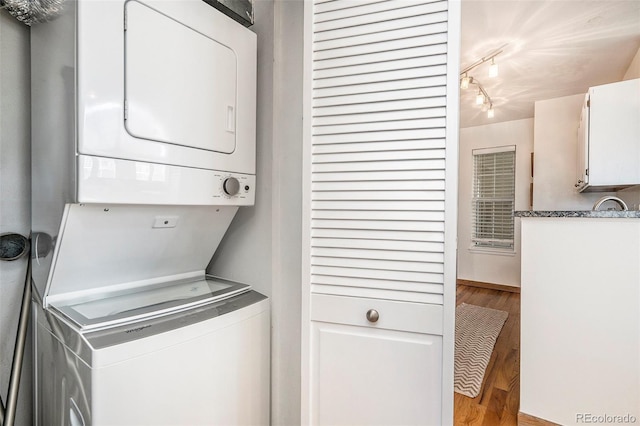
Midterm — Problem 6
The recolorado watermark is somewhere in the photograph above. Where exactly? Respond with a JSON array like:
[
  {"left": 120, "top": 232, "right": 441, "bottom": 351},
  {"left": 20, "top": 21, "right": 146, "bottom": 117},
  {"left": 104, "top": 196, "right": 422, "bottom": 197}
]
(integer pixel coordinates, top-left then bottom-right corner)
[{"left": 576, "top": 413, "right": 637, "bottom": 424}]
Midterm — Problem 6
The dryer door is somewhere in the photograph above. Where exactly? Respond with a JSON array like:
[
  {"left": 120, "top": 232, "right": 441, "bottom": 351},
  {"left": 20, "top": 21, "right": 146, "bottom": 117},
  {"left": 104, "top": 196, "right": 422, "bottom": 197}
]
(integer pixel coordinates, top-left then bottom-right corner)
[{"left": 125, "top": 1, "right": 237, "bottom": 154}]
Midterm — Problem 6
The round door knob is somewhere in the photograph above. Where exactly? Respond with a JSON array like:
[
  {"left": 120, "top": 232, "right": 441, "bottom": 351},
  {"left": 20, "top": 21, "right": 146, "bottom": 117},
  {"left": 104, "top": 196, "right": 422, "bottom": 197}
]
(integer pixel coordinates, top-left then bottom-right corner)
[
  {"left": 366, "top": 309, "right": 379, "bottom": 323},
  {"left": 223, "top": 177, "right": 240, "bottom": 196}
]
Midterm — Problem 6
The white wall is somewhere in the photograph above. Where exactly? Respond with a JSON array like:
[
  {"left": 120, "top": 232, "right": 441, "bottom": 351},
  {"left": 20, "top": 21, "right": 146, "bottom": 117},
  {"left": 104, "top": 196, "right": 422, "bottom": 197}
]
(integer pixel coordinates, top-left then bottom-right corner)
[
  {"left": 208, "top": 1, "right": 303, "bottom": 424},
  {"left": 457, "top": 119, "right": 533, "bottom": 288},
  {"left": 532, "top": 94, "right": 614, "bottom": 210},
  {"left": 617, "top": 46, "right": 640, "bottom": 209},
  {"left": 0, "top": 11, "right": 32, "bottom": 426}
]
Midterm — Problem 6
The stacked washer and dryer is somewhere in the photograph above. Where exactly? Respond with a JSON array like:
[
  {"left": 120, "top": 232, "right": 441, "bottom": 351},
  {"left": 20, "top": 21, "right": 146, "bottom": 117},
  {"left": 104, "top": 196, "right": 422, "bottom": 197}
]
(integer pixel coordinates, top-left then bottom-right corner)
[{"left": 30, "top": 0, "right": 268, "bottom": 424}]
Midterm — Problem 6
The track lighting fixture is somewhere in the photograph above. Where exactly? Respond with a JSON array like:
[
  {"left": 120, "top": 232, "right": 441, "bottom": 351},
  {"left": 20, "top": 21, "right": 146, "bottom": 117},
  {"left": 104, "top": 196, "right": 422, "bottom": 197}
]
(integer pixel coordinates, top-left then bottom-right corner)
[{"left": 459, "top": 44, "right": 506, "bottom": 119}]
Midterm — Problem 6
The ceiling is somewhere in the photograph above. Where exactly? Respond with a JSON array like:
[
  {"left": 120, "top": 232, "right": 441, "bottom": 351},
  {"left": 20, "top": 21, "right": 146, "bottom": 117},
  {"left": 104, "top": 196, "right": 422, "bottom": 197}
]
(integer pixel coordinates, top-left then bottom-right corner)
[{"left": 459, "top": 0, "right": 640, "bottom": 128}]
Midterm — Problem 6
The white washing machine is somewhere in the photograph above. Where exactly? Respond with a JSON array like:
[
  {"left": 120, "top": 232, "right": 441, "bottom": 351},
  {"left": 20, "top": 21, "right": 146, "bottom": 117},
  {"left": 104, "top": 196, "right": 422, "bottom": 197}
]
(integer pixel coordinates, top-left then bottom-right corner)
[
  {"left": 35, "top": 276, "right": 270, "bottom": 425},
  {"left": 30, "top": 0, "right": 266, "bottom": 424}
]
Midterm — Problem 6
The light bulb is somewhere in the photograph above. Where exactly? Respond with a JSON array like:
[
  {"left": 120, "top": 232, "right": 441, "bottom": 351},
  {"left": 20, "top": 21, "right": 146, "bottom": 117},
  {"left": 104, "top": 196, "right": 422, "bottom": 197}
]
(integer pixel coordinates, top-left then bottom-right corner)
[
  {"left": 460, "top": 74, "right": 470, "bottom": 89},
  {"left": 476, "top": 92, "right": 485, "bottom": 105},
  {"left": 489, "top": 58, "right": 498, "bottom": 78},
  {"left": 488, "top": 105, "right": 495, "bottom": 118}
]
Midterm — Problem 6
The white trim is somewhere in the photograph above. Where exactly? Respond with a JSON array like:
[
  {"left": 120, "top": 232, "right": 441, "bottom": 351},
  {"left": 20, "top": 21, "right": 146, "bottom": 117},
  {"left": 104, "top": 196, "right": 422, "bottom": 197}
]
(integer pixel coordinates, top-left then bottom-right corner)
[
  {"left": 472, "top": 144, "right": 516, "bottom": 155},
  {"left": 300, "top": 0, "right": 313, "bottom": 424},
  {"left": 441, "top": 0, "right": 461, "bottom": 423},
  {"left": 468, "top": 246, "right": 516, "bottom": 256}
]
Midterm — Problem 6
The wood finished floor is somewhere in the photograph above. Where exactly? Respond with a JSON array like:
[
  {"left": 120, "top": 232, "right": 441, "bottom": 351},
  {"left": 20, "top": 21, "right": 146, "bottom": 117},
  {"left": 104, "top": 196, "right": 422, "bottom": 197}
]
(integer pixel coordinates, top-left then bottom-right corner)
[{"left": 454, "top": 284, "right": 521, "bottom": 426}]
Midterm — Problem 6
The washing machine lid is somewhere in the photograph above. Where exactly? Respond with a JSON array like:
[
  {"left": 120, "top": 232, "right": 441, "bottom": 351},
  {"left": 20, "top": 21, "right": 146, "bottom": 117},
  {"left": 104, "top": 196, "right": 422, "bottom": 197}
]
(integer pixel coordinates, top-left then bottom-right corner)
[
  {"left": 49, "top": 275, "right": 249, "bottom": 331},
  {"left": 43, "top": 204, "right": 239, "bottom": 302}
]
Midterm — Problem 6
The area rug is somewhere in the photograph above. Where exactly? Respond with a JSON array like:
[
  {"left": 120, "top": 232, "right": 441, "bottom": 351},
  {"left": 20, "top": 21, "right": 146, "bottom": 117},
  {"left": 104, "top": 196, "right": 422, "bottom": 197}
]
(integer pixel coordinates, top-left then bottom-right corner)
[{"left": 454, "top": 303, "right": 508, "bottom": 398}]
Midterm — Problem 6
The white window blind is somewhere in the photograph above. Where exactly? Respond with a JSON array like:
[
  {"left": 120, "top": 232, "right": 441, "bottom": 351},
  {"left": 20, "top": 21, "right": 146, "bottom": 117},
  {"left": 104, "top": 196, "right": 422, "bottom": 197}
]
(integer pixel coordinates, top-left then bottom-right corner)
[{"left": 472, "top": 146, "right": 515, "bottom": 249}]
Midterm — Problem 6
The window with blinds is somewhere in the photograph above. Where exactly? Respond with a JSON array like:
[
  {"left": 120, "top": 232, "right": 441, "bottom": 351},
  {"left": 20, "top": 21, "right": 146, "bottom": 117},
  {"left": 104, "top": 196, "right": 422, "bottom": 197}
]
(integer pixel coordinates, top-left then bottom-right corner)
[{"left": 472, "top": 146, "right": 515, "bottom": 250}]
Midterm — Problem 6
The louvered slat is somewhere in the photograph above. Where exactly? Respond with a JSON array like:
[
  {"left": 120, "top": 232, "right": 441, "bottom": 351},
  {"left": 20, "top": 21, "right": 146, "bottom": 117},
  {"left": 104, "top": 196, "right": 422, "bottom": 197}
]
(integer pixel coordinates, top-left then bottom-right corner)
[
  {"left": 311, "top": 284, "right": 444, "bottom": 304},
  {"left": 314, "top": 63, "right": 447, "bottom": 90},
  {"left": 312, "top": 219, "right": 445, "bottom": 232},
  {"left": 313, "top": 256, "right": 444, "bottom": 274},
  {"left": 313, "top": 108, "right": 445, "bottom": 126},
  {"left": 312, "top": 238, "right": 443, "bottom": 253},
  {"left": 312, "top": 274, "right": 445, "bottom": 293},
  {"left": 314, "top": 0, "right": 388, "bottom": 15},
  {"left": 314, "top": 45, "right": 446, "bottom": 71},
  {"left": 311, "top": 247, "right": 444, "bottom": 263},
  {"left": 313, "top": 86, "right": 445, "bottom": 107},
  {"left": 314, "top": 23, "right": 446, "bottom": 53},
  {"left": 313, "top": 149, "right": 445, "bottom": 163},
  {"left": 314, "top": 76, "right": 446, "bottom": 99},
  {"left": 312, "top": 159, "right": 445, "bottom": 173},
  {"left": 314, "top": 98, "right": 446, "bottom": 117},
  {"left": 312, "top": 191, "right": 444, "bottom": 202},
  {"left": 312, "top": 210, "right": 445, "bottom": 222},
  {"left": 314, "top": 1, "right": 447, "bottom": 33},
  {"left": 312, "top": 169, "right": 445, "bottom": 182},
  {"left": 313, "top": 180, "right": 445, "bottom": 192},
  {"left": 314, "top": 11, "right": 445, "bottom": 42},
  {"left": 314, "top": 0, "right": 428, "bottom": 23},
  {"left": 313, "top": 34, "right": 447, "bottom": 61},
  {"left": 312, "top": 227, "right": 444, "bottom": 242},
  {"left": 310, "top": 0, "right": 449, "bottom": 303}
]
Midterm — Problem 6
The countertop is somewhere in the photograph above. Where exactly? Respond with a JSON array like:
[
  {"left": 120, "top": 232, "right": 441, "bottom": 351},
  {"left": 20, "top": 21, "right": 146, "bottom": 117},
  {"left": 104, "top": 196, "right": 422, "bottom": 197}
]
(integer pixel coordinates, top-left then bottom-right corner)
[{"left": 515, "top": 210, "right": 640, "bottom": 218}]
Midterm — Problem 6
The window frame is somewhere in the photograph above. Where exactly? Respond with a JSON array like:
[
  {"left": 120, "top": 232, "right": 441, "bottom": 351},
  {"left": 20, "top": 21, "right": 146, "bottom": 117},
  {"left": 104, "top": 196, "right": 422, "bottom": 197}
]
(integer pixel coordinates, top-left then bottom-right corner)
[{"left": 470, "top": 145, "right": 516, "bottom": 254}]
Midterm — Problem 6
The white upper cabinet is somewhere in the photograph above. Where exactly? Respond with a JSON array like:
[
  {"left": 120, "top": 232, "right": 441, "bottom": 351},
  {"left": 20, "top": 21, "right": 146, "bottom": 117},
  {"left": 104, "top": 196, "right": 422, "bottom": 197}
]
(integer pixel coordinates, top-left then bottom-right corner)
[{"left": 576, "top": 78, "right": 640, "bottom": 192}]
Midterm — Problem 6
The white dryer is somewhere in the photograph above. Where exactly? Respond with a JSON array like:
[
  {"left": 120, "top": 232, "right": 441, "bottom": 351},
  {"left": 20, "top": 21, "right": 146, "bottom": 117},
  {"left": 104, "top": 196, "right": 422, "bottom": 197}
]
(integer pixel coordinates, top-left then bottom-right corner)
[{"left": 32, "top": 0, "right": 257, "bottom": 206}]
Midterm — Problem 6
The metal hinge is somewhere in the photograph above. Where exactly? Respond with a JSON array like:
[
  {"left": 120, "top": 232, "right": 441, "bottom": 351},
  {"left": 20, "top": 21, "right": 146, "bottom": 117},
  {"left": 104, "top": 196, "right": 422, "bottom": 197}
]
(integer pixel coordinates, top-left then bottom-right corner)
[
  {"left": 124, "top": 8, "right": 127, "bottom": 30},
  {"left": 124, "top": 100, "right": 128, "bottom": 120},
  {"left": 586, "top": 168, "right": 589, "bottom": 176},
  {"left": 586, "top": 99, "right": 590, "bottom": 107}
]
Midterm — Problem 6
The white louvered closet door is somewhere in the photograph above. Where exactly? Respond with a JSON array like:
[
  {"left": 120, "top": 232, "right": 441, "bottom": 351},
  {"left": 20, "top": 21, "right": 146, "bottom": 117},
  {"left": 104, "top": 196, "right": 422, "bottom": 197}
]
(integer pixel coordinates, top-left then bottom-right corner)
[{"left": 302, "top": 1, "right": 460, "bottom": 425}]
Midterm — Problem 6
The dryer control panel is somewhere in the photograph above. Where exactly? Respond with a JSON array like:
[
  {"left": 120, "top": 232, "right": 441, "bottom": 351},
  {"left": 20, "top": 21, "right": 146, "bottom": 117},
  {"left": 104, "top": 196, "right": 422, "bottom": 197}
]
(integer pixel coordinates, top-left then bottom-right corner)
[{"left": 213, "top": 172, "right": 255, "bottom": 205}]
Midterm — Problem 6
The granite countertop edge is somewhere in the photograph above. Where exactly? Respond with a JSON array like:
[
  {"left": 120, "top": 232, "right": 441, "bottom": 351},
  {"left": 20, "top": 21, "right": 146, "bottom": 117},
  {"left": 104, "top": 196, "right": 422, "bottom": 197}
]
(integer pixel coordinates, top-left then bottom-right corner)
[{"left": 515, "top": 210, "right": 640, "bottom": 218}]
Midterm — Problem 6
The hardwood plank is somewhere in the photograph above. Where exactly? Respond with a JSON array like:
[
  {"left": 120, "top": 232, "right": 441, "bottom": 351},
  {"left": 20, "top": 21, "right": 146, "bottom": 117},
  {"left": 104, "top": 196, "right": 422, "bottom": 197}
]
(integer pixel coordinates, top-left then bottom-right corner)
[
  {"left": 518, "top": 412, "right": 560, "bottom": 426},
  {"left": 457, "top": 279, "right": 521, "bottom": 293},
  {"left": 455, "top": 284, "right": 520, "bottom": 426},
  {"left": 455, "top": 393, "right": 487, "bottom": 426},
  {"left": 482, "top": 388, "right": 508, "bottom": 426}
]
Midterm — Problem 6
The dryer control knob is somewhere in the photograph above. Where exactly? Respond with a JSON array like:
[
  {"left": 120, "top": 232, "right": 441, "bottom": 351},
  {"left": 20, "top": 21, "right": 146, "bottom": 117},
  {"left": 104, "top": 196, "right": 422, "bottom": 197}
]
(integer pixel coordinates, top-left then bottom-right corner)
[{"left": 223, "top": 177, "right": 240, "bottom": 196}]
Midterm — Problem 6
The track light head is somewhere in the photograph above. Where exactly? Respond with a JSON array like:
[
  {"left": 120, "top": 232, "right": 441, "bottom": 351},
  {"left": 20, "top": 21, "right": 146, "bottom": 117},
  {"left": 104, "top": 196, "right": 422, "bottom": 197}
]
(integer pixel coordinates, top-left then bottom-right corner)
[
  {"left": 460, "top": 74, "right": 471, "bottom": 90},
  {"left": 489, "top": 57, "right": 498, "bottom": 78}
]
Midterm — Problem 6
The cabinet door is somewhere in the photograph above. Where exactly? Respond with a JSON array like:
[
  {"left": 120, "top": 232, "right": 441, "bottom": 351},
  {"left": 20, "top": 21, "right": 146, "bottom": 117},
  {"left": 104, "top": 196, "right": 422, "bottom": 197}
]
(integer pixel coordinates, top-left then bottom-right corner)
[
  {"left": 587, "top": 78, "right": 640, "bottom": 187},
  {"left": 576, "top": 94, "right": 589, "bottom": 189},
  {"left": 310, "top": 321, "right": 442, "bottom": 426}
]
